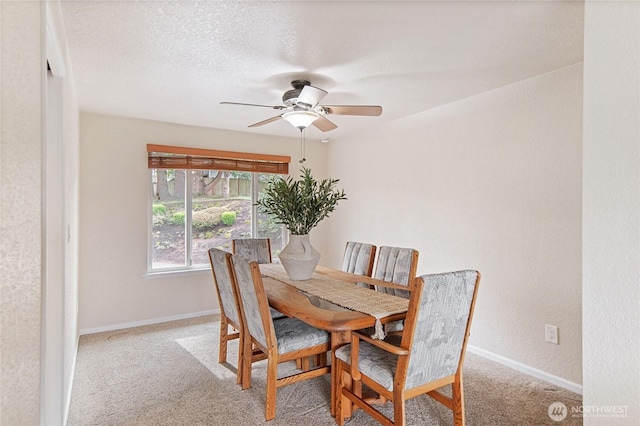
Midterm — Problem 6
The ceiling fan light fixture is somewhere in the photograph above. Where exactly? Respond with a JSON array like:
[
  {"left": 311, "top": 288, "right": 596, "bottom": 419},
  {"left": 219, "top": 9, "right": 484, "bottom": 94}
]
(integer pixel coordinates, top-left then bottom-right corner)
[
  {"left": 221, "top": 80, "right": 382, "bottom": 132},
  {"left": 282, "top": 110, "right": 319, "bottom": 130}
]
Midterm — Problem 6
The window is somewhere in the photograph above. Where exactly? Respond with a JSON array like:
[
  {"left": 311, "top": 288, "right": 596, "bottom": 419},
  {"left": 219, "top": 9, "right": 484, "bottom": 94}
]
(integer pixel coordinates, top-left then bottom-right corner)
[{"left": 147, "top": 145, "right": 290, "bottom": 272}]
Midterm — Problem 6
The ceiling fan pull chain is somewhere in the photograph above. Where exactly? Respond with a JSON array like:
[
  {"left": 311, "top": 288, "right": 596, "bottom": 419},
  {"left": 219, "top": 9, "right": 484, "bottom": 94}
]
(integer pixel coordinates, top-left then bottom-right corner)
[{"left": 299, "top": 128, "right": 306, "bottom": 163}]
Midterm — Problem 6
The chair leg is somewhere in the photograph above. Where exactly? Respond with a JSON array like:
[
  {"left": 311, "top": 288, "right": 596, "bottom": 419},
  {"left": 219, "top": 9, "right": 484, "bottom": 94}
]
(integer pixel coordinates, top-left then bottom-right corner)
[
  {"left": 265, "top": 357, "right": 278, "bottom": 420},
  {"left": 235, "top": 328, "right": 243, "bottom": 385},
  {"left": 241, "top": 334, "right": 253, "bottom": 390},
  {"left": 353, "top": 380, "right": 362, "bottom": 400},
  {"left": 452, "top": 374, "right": 465, "bottom": 426},
  {"left": 335, "top": 360, "right": 345, "bottom": 426},
  {"left": 331, "top": 352, "right": 337, "bottom": 416},
  {"left": 343, "top": 369, "right": 355, "bottom": 418},
  {"left": 218, "top": 318, "right": 228, "bottom": 364},
  {"left": 393, "top": 388, "right": 406, "bottom": 426}
]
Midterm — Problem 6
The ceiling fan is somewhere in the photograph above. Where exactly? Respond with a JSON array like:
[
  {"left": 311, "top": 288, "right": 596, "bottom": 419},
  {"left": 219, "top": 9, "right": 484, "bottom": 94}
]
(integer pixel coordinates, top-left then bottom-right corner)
[{"left": 221, "top": 80, "right": 382, "bottom": 132}]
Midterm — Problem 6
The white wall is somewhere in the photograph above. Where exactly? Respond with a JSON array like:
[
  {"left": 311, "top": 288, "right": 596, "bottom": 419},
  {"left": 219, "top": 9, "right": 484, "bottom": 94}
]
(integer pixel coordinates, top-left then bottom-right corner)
[
  {"left": 78, "top": 113, "right": 328, "bottom": 332},
  {"left": 583, "top": 2, "right": 640, "bottom": 424},
  {"left": 0, "top": 3, "right": 43, "bottom": 424},
  {"left": 0, "top": 3, "right": 80, "bottom": 424},
  {"left": 46, "top": 2, "right": 81, "bottom": 423},
  {"left": 326, "top": 64, "right": 583, "bottom": 386}
]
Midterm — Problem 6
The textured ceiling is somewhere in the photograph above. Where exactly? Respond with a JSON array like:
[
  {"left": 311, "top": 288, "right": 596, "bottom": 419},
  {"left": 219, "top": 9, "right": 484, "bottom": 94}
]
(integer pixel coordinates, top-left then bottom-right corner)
[{"left": 60, "top": 1, "right": 584, "bottom": 142}]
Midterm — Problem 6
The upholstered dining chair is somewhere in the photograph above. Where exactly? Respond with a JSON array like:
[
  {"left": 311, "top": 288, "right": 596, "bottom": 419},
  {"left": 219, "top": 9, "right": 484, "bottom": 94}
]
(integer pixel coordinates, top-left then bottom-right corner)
[
  {"left": 232, "top": 238, "right": 272, "bottom": 263},
  {"left": 335, "top": 270, "right": 481, "bottom": 426},
  {"left": 372, "top": 246, "right": 419, "bottom": 299},
  {"left": 207, "top": 248, "right": 245, "bottom": 384},
  {"left": 208, "top": 247, "right": 287, "bottom": 384},
  {"left": 358, "top": 246, "right": 419, "bottom": 337},
  {"left": 232, "top": 238, "right": 286, "bottom": 320},
  {"left": 341, "top": 241, "right": 376, "bottom": 287},
  {"left": 230, "top": 254, "right": 332, "bottom": 421}
]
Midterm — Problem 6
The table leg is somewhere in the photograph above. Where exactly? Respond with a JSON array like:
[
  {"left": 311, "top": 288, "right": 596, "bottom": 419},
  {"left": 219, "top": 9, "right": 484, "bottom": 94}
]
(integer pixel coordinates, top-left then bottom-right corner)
[{"left": 331, "top": 331, "right": 351, "bottom": 417}]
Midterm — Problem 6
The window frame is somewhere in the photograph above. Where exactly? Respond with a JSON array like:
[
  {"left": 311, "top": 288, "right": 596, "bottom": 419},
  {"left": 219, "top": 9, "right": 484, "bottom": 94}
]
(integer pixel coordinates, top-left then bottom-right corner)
[{"left": 145, "top": 144, "right": 290, "bottom": 274}]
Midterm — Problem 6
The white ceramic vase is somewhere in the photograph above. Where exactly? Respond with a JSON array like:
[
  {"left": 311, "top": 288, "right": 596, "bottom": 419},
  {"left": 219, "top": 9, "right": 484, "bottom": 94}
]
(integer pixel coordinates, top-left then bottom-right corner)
[{"left": 279, "top": 234, "right": 320, "bottom": 280}]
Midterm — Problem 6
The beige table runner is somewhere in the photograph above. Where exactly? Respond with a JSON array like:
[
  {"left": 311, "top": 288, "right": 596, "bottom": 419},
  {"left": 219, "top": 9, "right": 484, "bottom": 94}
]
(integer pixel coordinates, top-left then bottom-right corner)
[{"left": 260, "top": 263, "right": 409, "bottom": 339}]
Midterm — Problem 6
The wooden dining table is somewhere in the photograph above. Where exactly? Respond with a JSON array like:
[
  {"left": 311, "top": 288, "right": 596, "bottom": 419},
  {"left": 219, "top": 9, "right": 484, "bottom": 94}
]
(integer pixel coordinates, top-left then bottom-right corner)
[{"left": 259, "top": 263, "right": 411, "bottom": 416}]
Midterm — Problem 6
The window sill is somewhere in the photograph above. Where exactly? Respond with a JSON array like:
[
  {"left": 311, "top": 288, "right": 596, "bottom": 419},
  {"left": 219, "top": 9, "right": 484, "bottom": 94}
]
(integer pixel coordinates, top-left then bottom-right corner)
[{"left": 143, "top": 267, "right": 211, "bottom": 279}]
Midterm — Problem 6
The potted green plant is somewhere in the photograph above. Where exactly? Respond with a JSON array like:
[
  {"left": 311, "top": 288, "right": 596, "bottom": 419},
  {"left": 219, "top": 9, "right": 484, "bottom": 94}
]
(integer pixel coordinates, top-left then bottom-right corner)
[{"left": 256, "top": 167, "right": 347, "bottom": 280}]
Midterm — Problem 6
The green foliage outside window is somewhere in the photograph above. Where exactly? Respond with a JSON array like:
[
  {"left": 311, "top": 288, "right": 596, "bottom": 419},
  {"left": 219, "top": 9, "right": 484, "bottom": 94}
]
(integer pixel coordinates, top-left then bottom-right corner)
[
  {"left": 221, "top": 211, "right": 237, "bottom": 226},
  {"left": 193, "top": 209, "right": 221, "bottom": 230},
  {"left": 152, "top": 204, "right": 167, "bottom": 215},
  {"left": 172, "top": 211, "right": 185, "bottom": 225}
]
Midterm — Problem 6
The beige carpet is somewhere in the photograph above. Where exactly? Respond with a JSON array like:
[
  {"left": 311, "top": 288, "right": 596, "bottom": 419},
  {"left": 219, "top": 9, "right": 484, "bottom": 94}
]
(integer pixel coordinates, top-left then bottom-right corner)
[{"left": 68, "top": 315, "right": 582, "bottom": 425}]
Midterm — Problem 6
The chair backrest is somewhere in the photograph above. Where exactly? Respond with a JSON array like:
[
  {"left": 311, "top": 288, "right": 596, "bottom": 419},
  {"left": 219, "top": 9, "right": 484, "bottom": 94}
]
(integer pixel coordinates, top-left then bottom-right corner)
[
  {"left": 232, "top": 238, "right": 272, "bottom": 264},
  {"left": 372, "top": 246, "right": 419, "bottom": 298},
  {"left": 230, "top": 254, "right": 274, "bottom": 351},
  {"left": 341, "top": 241, "right": 376, "bottom": 277},
  {"left": 208, "top": 248, "right": 241, "bottom": 326},
  {"left": 399, "top": 270, "right": 480, "bottom": 390}
]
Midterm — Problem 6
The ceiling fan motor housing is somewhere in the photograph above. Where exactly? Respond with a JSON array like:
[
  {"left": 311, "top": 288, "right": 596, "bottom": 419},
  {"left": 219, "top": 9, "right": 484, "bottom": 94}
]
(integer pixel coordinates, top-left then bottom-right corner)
[{"left": 282, "top": 79, "right": 311, "bottom": 106}]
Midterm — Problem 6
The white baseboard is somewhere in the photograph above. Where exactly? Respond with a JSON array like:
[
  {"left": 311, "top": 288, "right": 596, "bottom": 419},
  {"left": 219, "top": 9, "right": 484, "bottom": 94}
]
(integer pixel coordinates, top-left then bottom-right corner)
[
  {"left": 79, "top": 309, "right": 220, "bottom": 336},
  {"left": 467, "top": 344, "right": 583, "bottom": 395}
]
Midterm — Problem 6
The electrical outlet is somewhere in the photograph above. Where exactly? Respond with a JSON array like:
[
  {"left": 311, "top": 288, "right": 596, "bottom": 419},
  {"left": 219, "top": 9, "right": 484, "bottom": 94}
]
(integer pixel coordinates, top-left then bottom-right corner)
[{"left": 545, "top": 324, "right": 559, "bottom": 344}]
